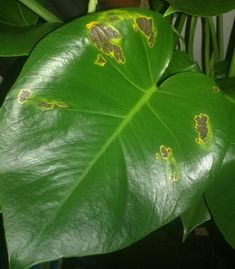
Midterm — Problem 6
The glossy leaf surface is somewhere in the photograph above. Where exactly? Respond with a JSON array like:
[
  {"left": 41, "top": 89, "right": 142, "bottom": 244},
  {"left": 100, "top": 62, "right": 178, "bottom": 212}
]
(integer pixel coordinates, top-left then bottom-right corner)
[
  {"left": 0, "top": 8, "right": 230, "bottom": 269},
  {"left": 0, "top": 0, "right": 44, "bottom": 26},
  {"left": 181, "top": 196, "right": 210, "bottom": 241},
  {"left": 0, "top": 23, "right": 60, "bottom": 57},
  {"left": 166, "top": 0, "right": 235, "bottom": 16}
]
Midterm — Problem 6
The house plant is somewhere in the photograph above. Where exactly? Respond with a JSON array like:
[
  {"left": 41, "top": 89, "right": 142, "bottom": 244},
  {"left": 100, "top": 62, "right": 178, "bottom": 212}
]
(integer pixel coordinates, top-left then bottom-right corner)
[{"left": 0, "top": 0, "right": 235, "bottom": 268}]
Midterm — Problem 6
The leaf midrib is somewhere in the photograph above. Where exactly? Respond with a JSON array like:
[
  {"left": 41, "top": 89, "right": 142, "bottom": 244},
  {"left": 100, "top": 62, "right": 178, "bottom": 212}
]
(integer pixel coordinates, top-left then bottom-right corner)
[
  {"left": 34, "top": 84, "right": 158, "bottom": 244},
  {"left": 77, "top": 85, "right": 157, "bottom": 184}
]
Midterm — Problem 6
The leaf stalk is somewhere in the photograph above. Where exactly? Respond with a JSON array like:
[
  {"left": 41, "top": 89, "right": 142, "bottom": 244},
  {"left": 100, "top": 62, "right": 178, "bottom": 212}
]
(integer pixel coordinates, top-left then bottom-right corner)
[{"left": 18, "top": 0, "right": 63, "bottom": 23}]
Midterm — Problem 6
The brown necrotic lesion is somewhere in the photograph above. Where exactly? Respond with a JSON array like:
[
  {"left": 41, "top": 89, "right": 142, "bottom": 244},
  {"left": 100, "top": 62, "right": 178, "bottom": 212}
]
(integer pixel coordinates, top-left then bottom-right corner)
[
  {"left": 156, "top": 145, "right": 179, "bottom": 182},
  {"left": 87, "top": 22, "right": 126, "bottom": 64},
  {"left": 38, "top": 101, "right": 54, "bottom": 110},
  {"left": 18, "top": 89, "right": 32, "bottom": 104},
  {"left": 17, "top": 89, "right": 67, "bottom": 111},
  {"left": 134, "top": 16, "right": 156, "bottom": 48},
  {"left": 37, "top": 100, "right": 68, "bottom": 110},
  {"left": 194, "top": 113, "right": 209, "bottom": 144}
]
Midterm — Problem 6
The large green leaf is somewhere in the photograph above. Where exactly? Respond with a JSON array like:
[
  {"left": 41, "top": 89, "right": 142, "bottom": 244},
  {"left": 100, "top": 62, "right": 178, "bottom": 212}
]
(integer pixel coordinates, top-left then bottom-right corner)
[
  {"left": 0, "top": 23, "right": 60, "bottom": 57},
  {"left": 0, "top": 8, "right": 230, "bottom": 269},
  {"left": 166, "top": 0, "right": 235, "bottom": 16},
  {"left": 0, "top": 0, "right": 44, "bottom": 26}
]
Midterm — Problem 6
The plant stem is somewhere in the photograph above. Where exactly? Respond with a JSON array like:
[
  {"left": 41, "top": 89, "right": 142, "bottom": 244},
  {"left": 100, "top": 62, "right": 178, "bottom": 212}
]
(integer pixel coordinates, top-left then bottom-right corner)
[
  {"left": 203, "top": 18, "right": 210, "bottom": 75},
  {"left": 18, "top": 0, "right": 63, "bottom": 23},
  {"left": 175, "top": 13, "right": 187, "bottom": 34},
  {"left": 171, "top": 26, "right": 186, "bottom": 51},
  {"left": 187, "top": 16, "right": 197, "bottom": 58},
  {"left": 229, "top": 47, "right": 235, "bottom": 77},
  {"left": 88, "top": 0, "right": 98, "bottom": 13},
  {"left": 217, "top": 15, "right": 224, "bottom": 60},
  {"left": 207, "top": 17, "right": 220, "bottom": 63},
  {"left": 173, "top": 13, "right": 187, "bottom": 48}
]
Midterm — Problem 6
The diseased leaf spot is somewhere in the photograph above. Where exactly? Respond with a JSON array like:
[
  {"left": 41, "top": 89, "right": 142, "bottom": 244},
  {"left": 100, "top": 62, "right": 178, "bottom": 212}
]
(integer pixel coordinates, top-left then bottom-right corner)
[
  {"left": 156, "top": 145, "right": 179, "bottom": 182},
  {"left": 18, "top": 89, "right": 32, "bottom": 104},
  {"left": 95, "top": 54, "right": 107, "bottom": 66},
  {"left": 134, "top": 16, "right": 157, "bottom": 48},
  {"left": 55, "top": 101, "right": 68, "bottom": 108},
  {"left": 160, "top": 145, "right": 172, "bottom": 160},
  {"left": 87, "top": 22, "right": 126, "bottom": 64},
  {"left": 37, "top": 100, "right": 68, "bottom": 110},
  {"left": 194, "top": 113, "right": 209, "bottom": 144},
  {"left": 213, "top": 86, "right": 220, "bottom": 93},
  {"left": 38, "top": 101, "right": 54, "bottom": 110}
]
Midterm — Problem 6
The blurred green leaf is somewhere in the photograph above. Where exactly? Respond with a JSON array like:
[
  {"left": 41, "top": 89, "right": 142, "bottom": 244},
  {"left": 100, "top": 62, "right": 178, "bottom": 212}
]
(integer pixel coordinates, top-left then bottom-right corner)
[
  {"left": 181, "top": 196, "right": 211, "bottom": 241},
  {"left": 0, "top": 0, "right": 44, "bottom": 26},
  {"left": 213, "top": 60, "right": 229, "bottom": 80},
  {"left": 206, "top": 144, "right": 235, "bottom": 249},
  {"left": 166, "top": 0, "right": 235, "bottom": 16},
  {"left": 48, "top": 0, "right": 89, "bottom": 21},
  {"left": 217, "top": 76, "right": 235, "bottom": 93},
  {"left": 0, "top": 23, "right": 61, "bottom": 57},
  {"left": 0, "top": 8, "right": 230, "bottom": 268},
  {"left": 162, "top": 50, "right": 199, "bottom": 81},
  {"left": 217, "top": 76, "right": 235, "bottom": 142}
]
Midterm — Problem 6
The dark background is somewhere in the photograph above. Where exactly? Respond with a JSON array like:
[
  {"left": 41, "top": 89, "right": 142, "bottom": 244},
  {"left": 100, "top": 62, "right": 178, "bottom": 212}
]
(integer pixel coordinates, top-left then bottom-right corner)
[{"left": 1, "top": 215, "right": 235, "bottom": 269}]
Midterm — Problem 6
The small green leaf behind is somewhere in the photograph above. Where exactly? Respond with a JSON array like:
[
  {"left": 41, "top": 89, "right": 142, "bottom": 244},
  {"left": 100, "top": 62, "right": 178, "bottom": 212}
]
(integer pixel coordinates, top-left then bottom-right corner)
[
  {"left": 150, "top": 0, "right": 169, "bottom": 13},
  {"left": 0, "top": 23, "right": 61, "bottom": 57},
  {"left": 166, "top": 0, "right": 235, "bottom": 16},
  {"left": 206, "top": 144, "right": 235, "bottom": 250},
  {"left": 218, "top": 77, "right": 235, "bottom": 141},
  {"left": 161, "top": 50, "right": 199, "bottom": 81},
  {"left": 0, "top": 0, "right": 44, "bottom": 26},
  {"left": 181, "top": 196, "right": 211, "bottom": 241}
]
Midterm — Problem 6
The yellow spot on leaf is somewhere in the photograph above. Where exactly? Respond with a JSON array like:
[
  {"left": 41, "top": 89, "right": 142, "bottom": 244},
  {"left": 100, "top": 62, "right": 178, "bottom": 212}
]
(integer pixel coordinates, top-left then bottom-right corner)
[
  {"left": 155, "top": 153, "right": 161, "bottom": 160},
  {"left": 160, "top": 145, "right": 172, "bottom": 160},
  {"left": 95, "top": 54, "right": 107, "bottom": 66},
  {"left": 18, "top": 89, "right": 32, "bottom": 104},
  {"left": 55, "top": 101, "right": 68, "bottom": 108},
  {"left": 213, "top": 86, "right": 220, "bottom": 93},
  {"left": 156, "top": 145, "right": 179, "bottom": 182}
]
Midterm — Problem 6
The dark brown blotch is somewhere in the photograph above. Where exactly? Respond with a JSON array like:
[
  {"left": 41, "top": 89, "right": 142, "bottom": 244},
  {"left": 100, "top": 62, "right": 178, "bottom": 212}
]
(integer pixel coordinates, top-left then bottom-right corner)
[
  {"left": 89, "top": 23, "right": 125, "bottom": 64},
  {"left": 195, "top": 114, "right": 209, "bottom": 142},
  {"left": 135, "top": 17, "right": 155, "bottom": 47},
  {"left": 160, "top": 145, "right": 172, "bottom": 159},
  {"left": 38, "top": 101, "right": 54, "bottom": 110}
]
